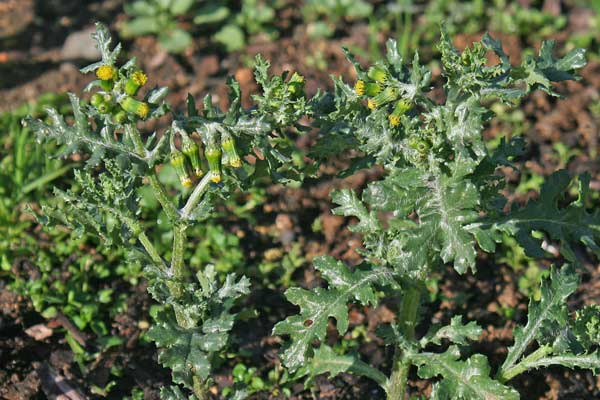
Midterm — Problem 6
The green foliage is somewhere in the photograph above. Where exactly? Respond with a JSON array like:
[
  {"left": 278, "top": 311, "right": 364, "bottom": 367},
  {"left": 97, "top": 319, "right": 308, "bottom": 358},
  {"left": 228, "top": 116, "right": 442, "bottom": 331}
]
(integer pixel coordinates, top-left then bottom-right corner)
[
  {"left": 121, "top": 0, "right": 196, "bottom": 53},
  {"left": 419, "top": 0, "right": 566, "bottom": 40},
  {"left": 24, "top": 23, "right": 310, "bottom": 398},
  {"left": 147, "top": 266, "right": 250, "bottom": 388},
  {"left": 276, "top": 27, "right": 600, "bottom": 400},
  {"left": 574, "top": 305, "right": 600, "bottom": 350},
  {"left": 297, "top": 344, "right": 387, "bottom": 387},
  {"left": 273, "top": 256, "right": 393, "bottom": 370},
  {"left": 121, "top": 0, "right": 282, "bottom": 53},
  {"left": 497, "top": 265, "right": 600, "bottom": 382},
  {"left": 302, "top": 0, "right": 373, "bottom": 38},
  {"left": 419, "top": 316, "right": 483, "bottom": 347},
  {"left": 486, "top": 172, "right": 600, "bottom": 263},
  {"left": 20, "top": 20, "right": 600, "bottom": 400},
  {"left": 413, "top": 347, "right": 520, "bottom": 400},
  {"left": 0, "top": 94, "right": 73, "bottom": 257},
  {"left": 0, "top": 93, "right": 143, "bottom": 395}
]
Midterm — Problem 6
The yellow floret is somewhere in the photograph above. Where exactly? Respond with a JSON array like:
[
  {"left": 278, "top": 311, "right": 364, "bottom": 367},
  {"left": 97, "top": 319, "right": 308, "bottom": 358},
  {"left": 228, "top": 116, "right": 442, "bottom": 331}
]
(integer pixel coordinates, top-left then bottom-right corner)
[
  {"left": 132, "top": 70, "right": 148, "bottom": 86},
  {"left": 367, "top": 98, "right": 377, "bottom": 110},
  {"left": 354, "top": 80, "right": 365, "bottom": 96},
  {"left": 181, "top": 177, "right": 193, "bottom": 188},
  {"left": 96, "top": 65, "right": 116, "bottom": 81},
  {"left": 210, "top": 172, "right": 222, "bottom": 183},
  {"left": 389, "top": 114, "right": 401, "bottom": 127},
  {"left": 136, "top": 102, "right": 150, "bottom": 119}
]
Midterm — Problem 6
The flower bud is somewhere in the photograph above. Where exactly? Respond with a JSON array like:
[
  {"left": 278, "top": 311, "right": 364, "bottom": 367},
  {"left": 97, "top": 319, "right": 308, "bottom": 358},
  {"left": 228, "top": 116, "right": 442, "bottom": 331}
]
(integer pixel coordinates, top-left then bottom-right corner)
[
  {"left": 287, "top": 72, "right": 305, "bottom": 98},
  {"left": 367, "top": 66, "right": 388, "bottom": 83},
  {"left": 205, "top": 145, "right": 222, "bottom": 183},
  {"left": 388, "top": 114, "right": 401, "bottom": 127},
  {"left": 220, "top": 131, "right": 241, "bottom": 168},
  {"left": 125, "top": 70, "right": 148, "bottom": 96},
  {"left": 97, "top": 101, "right": 111, "bottom": 114},
  {"left": 114, "top": 111, "right": 128, "bottom": 124},
  {"left": 365, "top": 82, "right": 382, "bottom": 96},
  {"left": 408, "top": 136, "right": 430, "bottom": 157},
  {"left": 170, "top": 150, "right": 193, "bottom": 188},
  {"left": 370, "top": 87, "right": 398, "bottom": 109},
  {"left": 182, "top": 136, "right": 203, "bottom": 178},
  {"left": 120, "top": 97, "right": 150, "bottom": 119},
  {"left": 90, "top": 93, "right": 104, "bottom": 107},
  {"left": 354, "top": 80, "right": 365, "bottom": 96},
  {"left": 100, "top": 80, "right": 114, "bottom": 91},
  {"left": 388, "top": 99, "right": 412, "bottom": 127}
]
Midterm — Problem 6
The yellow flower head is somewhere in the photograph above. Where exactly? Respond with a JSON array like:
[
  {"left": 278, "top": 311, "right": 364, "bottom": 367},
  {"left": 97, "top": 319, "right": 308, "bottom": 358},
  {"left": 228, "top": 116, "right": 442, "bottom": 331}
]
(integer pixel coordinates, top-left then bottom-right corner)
[
  {"left": 367, "top": 98, "right": 377, "bottom": 110},
  {"left": 181, "top": 176, "right": 193, "bottom": 188},
  {"left": 388, "top": 114, "right": 401, "bottom": 127},
  {"left": 354, "top": 80, "right": 366, "bottom": 96},
  {"left": 136, "top": 102, "right": 150, "bottom": 119},
  {"left": 132, "top": 70, "right": 148, "bottom": 86},
  {"left": 210, "top": 172, "right": 222, "bottom": 183},
  {"left": 96, "top": 65, "right": 116, "bottom": 81}
]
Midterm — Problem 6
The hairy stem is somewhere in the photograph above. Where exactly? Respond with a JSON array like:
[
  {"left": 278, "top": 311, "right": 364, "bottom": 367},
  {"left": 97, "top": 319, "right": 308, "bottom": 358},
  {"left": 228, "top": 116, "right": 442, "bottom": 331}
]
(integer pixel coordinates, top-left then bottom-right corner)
[
  {"left": 180, "top": 173, "right": 213, "bottom": 219},
  {"left": 498, "top": 345, "right": 552, "bottom": 383},
  {"left": 171, "top": 222, "right": 187, "bottom": 281},
  {"left": 387, "top": 284, "right": 422, "bottom": 400},
  {"left": 126, "top": 124, "right": 179, "bottom": 222},
  {"left": 137, "top": 231, "right": 166, "bottom": 270},
  {"left": 147, "top": 173, "right": 180, "bottom": 222},
  {"left": 192, "top": 376, "right": 209, "bottom": 400}
]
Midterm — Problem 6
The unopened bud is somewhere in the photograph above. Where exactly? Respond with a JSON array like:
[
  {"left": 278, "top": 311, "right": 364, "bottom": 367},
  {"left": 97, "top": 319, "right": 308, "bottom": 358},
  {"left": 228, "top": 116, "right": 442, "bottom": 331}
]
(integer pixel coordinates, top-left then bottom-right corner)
[
  {"left": 367, "top": 66, "right": 388, "bottom": 83},
  {"left": 170, "top": 150, "right": 193, "bottom": 188},
  {"left": 120, "top": 97, "right": 150, "bottom": 119}
]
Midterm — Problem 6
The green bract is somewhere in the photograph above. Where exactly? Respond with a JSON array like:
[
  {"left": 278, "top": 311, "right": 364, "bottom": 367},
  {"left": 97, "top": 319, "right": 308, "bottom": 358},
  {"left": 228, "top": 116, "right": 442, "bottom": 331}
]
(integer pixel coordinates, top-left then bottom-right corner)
[{"left": 24, "top": 22, "right": 600, "bottom": 400}]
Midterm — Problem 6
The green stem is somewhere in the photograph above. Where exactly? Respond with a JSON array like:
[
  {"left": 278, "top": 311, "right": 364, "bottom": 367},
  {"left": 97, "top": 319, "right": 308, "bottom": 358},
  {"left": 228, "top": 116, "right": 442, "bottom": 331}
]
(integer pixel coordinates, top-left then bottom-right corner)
[
  {"left": 126, "top": 124, "right": 179, "bottom": 222},
  {"left": 498, "top": 345, "right": 552, "bottom": 383},
  {"left": 169, "top": 173, "right": 213, "bottom": 281},
  {"left": 180, "top": 173, "right": 212, "bottom": 219},
  {"left": 387, "top": 284, "right": 422, "bottom": 400},
  {"left": 137, "top": 231, "right": 166, "bottom": 270},
  {"left": 171, "top": 222, "right": 187, "bottom": 281},
  {"left": 148, "top": 173, "right": 179, "bottom": 222},
  {"left": 192, "top": 376, "right": 209, "bottom": 400},
  {"left": 120, "top": 216, "right": 165, "bottom": 271}
]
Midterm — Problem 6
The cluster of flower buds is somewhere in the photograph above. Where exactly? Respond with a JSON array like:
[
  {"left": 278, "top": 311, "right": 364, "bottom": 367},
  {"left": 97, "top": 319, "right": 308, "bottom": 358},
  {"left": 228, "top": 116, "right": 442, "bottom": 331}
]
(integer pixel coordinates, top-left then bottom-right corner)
[
  {"left": 354, "top": 65, "right": 412, "bottom": 127},
  {"left": 204, "top": 126, "right": 242, "bottom": 184},
  {"left": 286, "top": 72, "right": 305, "bottom": 100},
  {"left": 90, "top": 63, "right": 151, "bottom": 123},
  {"left": 169, "top": 123, "right": 243, "bottom": 188},
  {"left": 408, "top": 135, "right": 431, "bottom": 160},
  {"left": 170, "top": 124, "right": 203, "bottom": 188}
]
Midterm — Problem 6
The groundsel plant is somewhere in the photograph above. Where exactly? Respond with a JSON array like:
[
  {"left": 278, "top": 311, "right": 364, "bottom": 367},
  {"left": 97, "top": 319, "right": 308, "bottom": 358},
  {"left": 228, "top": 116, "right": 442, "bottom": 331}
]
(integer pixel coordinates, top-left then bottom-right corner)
[
  {"left": 24, "top": 23, "right": 310, "bottom": 399},
  {"left": 274, "top": 32, "right": 600, "bottom": 399},
  {"left": 24, "top": 22, "right": 600, "bottom": 399}
]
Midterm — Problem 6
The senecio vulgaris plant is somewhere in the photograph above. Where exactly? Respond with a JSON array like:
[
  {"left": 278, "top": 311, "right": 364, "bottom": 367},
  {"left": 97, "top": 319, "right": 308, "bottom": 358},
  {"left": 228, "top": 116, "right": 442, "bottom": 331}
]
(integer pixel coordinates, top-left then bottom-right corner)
[
  {"left": 23, "top": 22, "right": 600, "bottom": 399},
  {"left": 275, "top": 32, "right": 600, "bottom": 399},
  {"left": 24, "top": 23, "right": 310, "bottom": 399}
]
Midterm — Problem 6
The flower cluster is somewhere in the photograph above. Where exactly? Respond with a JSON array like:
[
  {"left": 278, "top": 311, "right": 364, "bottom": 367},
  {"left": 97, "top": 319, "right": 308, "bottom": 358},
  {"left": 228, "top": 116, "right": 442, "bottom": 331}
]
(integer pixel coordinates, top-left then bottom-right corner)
[
  {"left": 354, "top": 65, "right": 412, "bottom": 127},
  {"left": 90, "top": 62, "right": 152, "bottom": 123},
  {"left": 169, "top": 122, "right": 242, "bottom": 188}
]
